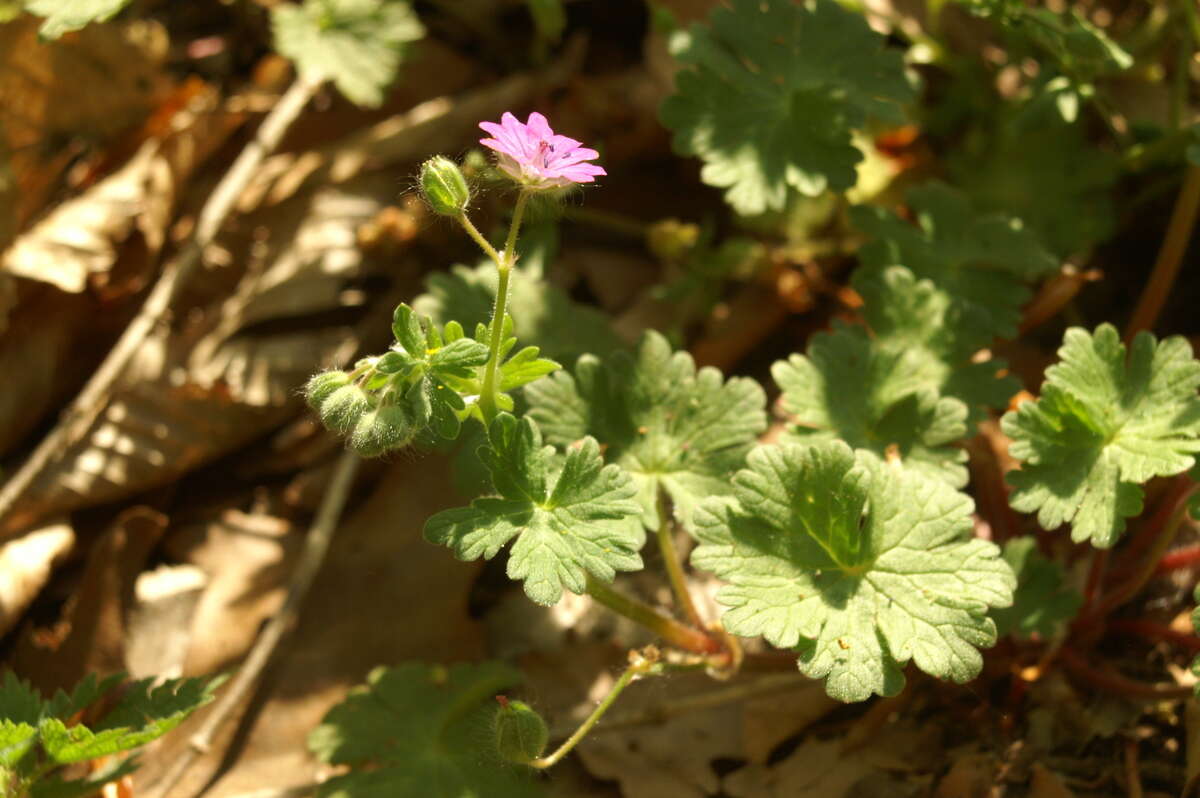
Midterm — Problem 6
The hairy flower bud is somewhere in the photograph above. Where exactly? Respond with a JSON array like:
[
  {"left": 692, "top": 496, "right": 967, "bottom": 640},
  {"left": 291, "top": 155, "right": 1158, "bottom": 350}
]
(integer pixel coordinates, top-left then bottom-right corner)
[
  {"left": 351, "top": 403, "right": 417, "bottom": 457},
  {"left": 493, "top": 698, "right": 548, "bottom": 765},
  {"left": 305, "top": 370, "right": 351, "bottom": 410},
  {"left": 319, "top": 384, "right": 371, "bottom": 433},
  {"left": 419, "top": 156, "right": 470, "bottom": 216}
]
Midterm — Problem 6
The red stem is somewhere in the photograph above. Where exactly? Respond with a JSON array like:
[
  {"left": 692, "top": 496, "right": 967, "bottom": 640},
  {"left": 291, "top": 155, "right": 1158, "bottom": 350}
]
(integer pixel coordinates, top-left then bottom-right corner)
[
  {"left": 1058, "top": 647, "right": 1193, "bottom": 700},
  {"left": 1107, "top": 618, "right": 1200, "bottom": 653},
  {"left": 1155, "top": 542, "right": 1200, "bottom": 574}
]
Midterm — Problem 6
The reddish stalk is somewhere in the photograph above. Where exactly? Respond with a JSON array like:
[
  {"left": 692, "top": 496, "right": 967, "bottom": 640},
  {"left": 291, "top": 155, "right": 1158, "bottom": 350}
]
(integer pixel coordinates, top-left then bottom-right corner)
[
  {"left": 1125, "top": 164, "right": 1200, "bottom": 342},
  {"left": 1155, "top": 542, "right": 1200, "bottom": 574},
  {"left": 585, "top": 574, "right": 723, "bottom": 657},
  {"left": 1058, "top": 648, "right": 1193, "bottom": 700},
  {"left": 1107, "top": 618, "right": 1200, "bottom": 653}
]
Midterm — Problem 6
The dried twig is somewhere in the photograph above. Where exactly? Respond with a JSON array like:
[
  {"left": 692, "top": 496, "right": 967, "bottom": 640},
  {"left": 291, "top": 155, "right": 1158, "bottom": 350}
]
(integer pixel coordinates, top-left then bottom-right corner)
[
  {"left": 150, "top": 451, "right": 361, "bottom": 798},
  {"left": 0, "top": 74, "right": 323, "bottom": 536}
]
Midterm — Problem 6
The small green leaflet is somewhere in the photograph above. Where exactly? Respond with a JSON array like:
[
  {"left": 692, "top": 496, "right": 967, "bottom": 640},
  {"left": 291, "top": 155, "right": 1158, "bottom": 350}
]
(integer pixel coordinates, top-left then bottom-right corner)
[
  {"left": 691, "top": 441, "right": 1015, "bottom": 702},
  {"left": 309, "top": 662, "right": 543, "bottom": 798},
  {"left": 425, "top": 413, "right": 645, "bottom": 606},
  {"left": 413, "top": 260, "right": 624, "bottom": 365},
  {"left": 0, "top": 672, "right": 217, "bottom": 793},
  {"left": 851, "top": 182, "right": 1059, "bottom": 348},
  {"left": 525, "top": 330, "right": 767, "bottom": 534},
  {"left": 659, "top": 0, "right": 914, "bottom": 215},
  {"left": 1003, "top": 325, "right": 1200, "bottom": 548},
  {"left": 271, "top": 0, "right": 424, "bottom": 108},
  {"left": 990, "top": 537, "right": 1081, "bottom": 639},
  {"left": 772, "top": 322, "right": 969, "bottom": 488},
  {"left": 22, "top": 0, "right": 131, "bottom": 38}
]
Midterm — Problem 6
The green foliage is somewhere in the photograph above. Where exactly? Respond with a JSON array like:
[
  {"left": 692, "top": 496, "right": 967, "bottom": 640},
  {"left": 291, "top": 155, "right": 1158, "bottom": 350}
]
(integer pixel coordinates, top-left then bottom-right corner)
[
  {"left": 691, "top": 441, "right": 1015, "bottom": 702},
  {"left": 1002, "top": 325, "right": 1200, "bottom": 548},
  {"left": 21, "top": 0, "right": 132, "bottom": 38},
  {"left": 425, "top": 413, "right": 645, "bottom": 606},
  {"left": 413, "top": 261, "right": 623, "bottom": 366},
  {"left": 772, "top": 323, "right": 969, "bottom": 488},
  {"left": 962, "top": 0, "right": 1132, "bottom": 79},
  {"left": 949, "top": 115, "right": 1119, "bottom": 256},
  {"left": 852, "top": 182, "right": 1059, "bottom": 347},
  {"left": 0, "top": 672, "right": 217, "bottom": 796},
  {"left": 525, "top": 331, "right": 767, "bottom": 534},
  {"left": 991, "top": 537, "right": 1082, "bottom": 639},
  {"left": 853, "top": 266, "right": 1019, "bottom": 412},
  {"left": 271, "top": 0, "right": 424, "bottom": 107},
  {"left": 309, "top": 662, "right": 543, "bottom": 798},
  {"left": 659, "top": 0, "right": 914, "bottom": 215},
  {"left": 525, "top": 0, "right": 565, "bottom": 43}
]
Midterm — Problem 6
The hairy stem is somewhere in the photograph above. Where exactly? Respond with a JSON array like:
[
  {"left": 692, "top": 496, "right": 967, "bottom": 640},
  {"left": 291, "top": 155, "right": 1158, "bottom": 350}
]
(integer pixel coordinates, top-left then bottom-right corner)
[
  {"left": 457, "top": 212, "right": 504, "bottom": 268},
  {"left": 477, "top": 191, "right": 530, "bottom": 426},
  {"left": 533, "top": 650, "right": 663, "bottom": 769},
  {"left": 1125, "top": 164, "right": 1200, "bottom": 341},
  {"left": 1107, "top": 618, "right": 1200, "bottom": 653},
  {"left": 1058, "top": 647, "right": 1194, "bottom": 700},
  {"left": 151, "top": 451, "right": 361, "bottom": 798},
  {"left": 0, "top": 74, "right": 323, "bottom": 537},
  {"left": 655, "top": 495, "right": 705, "bottom": 629},
  {"left": 584, "top": 574, "right": 721, "bottom": 655}
]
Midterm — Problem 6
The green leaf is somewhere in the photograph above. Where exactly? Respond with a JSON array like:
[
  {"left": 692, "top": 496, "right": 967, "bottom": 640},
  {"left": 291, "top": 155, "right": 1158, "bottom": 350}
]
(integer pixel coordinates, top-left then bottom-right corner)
[
  {"left": 691, "top": 441, "right": 1015, "bottom": 702},
  {"left": 949, "top": 115, "right": 1119, "bottom": 257},
  {"left": 1002, "top": 325, "right": 1200, "bottom": 547},
  {"left": 0, "top": 720, "right": 37, "bottom": 769},
  {"left": 851, "top": 182, "right": 1059, "bottom": 347},
  {"left": 772, "top": 322, "right": 969, "bottom": 487},
  {"left": 309, "top": 662, "right": 543, "bottom": 798},
  {"left": 41, "top": 677, "right": 218, "bottom": 765},
  {"left": 659, "top": 0, "right": 914, "bottom": 215},
  {"left": 22, "top": 0, "right": 132, "bottom": 37},
  {"left": 271, "top": 0, "right": 424, "bottom": 108},
  {"left": 853, "top": 266, "right": 1020, "bottom": 411},
  {"left": 961, "top": 0, "right": 1131, "bottom": 77},
  {"left": 413, "top": 260, "right": 623, "bottom": 365},
  {"left": 29, "top": 758, "right": 138, "bottom": 798},
  {"left": 525, "top": 331, "right": 767, "bottom": 533},
  {"left": 991, "top": 537, "right": 1081, "bottom": 639},
  {"left": 425, "top": 414, "right": 645, "bottom": 606}
]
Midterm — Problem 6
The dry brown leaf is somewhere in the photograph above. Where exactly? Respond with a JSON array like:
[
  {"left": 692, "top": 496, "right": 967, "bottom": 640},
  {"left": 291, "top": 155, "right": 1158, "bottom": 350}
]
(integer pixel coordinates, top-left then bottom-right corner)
[
  {"left": 0, "top": 16, "right": 169, "bottom": 247},
  {"left": 0, "top": 518, "right": 74, "bottom": 637},
  {"left": 726, "top": 720, "right": 941, "bottom": 798},
  {"left": 740, "top": 685, "right": 839, "bottom": 764},
  {"left": 137, "top": 455, "right": 484, "bottom": 797},
  {"left": 162, "top": 510, "right": 300, "bottom": 675},
  {"left": 1029, "top": 763, "right": 1078, "bottom": 798},
  {"left": 126, "top": 564, "right": 208, "bottom": 679},
  {"left": 934, "top": 753, "right": 995, "bottom": 798},
  {"left": 2, "top": 84, "right": 241, "bottom": 295},
  {"left": 13, "top": 507, "right": 166, "bottom": 695},
  {"left": 0, "top": 176, "right": 398, "bottom": 536}
]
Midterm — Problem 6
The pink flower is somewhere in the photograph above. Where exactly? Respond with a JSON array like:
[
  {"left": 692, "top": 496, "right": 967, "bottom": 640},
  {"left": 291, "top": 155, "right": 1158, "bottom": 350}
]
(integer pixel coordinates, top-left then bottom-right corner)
[{"left": 479, "top": 112, "right": 606, "bottom": 189}]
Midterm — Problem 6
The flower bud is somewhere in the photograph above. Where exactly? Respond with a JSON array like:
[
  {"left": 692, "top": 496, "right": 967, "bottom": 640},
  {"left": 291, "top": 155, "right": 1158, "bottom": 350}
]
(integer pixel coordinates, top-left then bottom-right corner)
[
  {"left": 350, "top": 403, "right": 417, "bottom": 457},
  {"left": 305, "top": 370, "right": 350, "bottom": 410},
  {"left": 419, "top": 156, "right": 470, "bottom": 216},
  {"left": 493, "top": 698, "right": 548, "bottom": 765},
  {"left": 319, "top": 384, "right": 371, "bottom": 433}
]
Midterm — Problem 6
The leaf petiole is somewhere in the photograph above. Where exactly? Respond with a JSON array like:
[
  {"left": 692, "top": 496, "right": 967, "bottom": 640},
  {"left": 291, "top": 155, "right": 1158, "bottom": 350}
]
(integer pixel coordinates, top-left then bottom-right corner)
[
  {"left": 584, "top": 574, "right": 722, "bottom": 656},
  {"left": 655, "top": 492, "right": 706, "bottom": 629}
]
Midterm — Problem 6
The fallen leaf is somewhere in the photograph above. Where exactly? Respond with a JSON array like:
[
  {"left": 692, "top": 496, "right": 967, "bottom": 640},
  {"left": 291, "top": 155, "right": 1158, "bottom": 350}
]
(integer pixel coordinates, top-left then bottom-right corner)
[
  {"left": 0, "top": 518, "right": 74, "bottom": 637},
  {"left": 125, "top": 564, "right": 208, "bottom": 679},
  {"left": 1029, "top": 763, "right": 1077, "bottom": 798}
]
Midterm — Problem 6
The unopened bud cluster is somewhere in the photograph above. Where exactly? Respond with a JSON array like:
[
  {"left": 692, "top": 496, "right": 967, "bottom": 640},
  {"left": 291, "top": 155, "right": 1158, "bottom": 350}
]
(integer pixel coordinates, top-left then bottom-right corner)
[{"left": 305, "top": 362, "right": 423, "bottom": 457}]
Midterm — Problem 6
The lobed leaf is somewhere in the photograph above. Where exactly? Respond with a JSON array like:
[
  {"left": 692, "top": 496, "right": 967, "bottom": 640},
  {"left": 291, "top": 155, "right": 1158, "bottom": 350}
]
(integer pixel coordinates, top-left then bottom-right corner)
[
  {"left": 424, "top": 414, "right": 645, "bottom": 606},
  {"left": 659, "top": 0, "right": 914, "bottom": 215},
  {"left": 1002, "top": 325, "right": 1200, "bottom": 547},
  {"left": 525, "top": 331, "right": 767, "bottom": 534},
  {"left": 309, "top": 662, "right": 542, "bottom": 798},
  {"left": 271, "top": 0, "right": 424, "bottom": 108},
  {"left": 23, "top": 0, "right": 132, "bottom": 38},
  {"left": 691, "top": 441, "right": 1015, "bottom": 702},
  {"left": 773, "top": 322, "right": 969, "bottom": 487}
]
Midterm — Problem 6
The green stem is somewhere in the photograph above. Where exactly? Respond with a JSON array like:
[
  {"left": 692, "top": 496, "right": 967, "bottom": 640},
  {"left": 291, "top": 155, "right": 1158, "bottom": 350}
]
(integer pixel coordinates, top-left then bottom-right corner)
[
  {"left": 457, "top": 213, "right": 504, "bottom": 269},
  {"left": 655, "top": 494, "right": 705, "bottom": 629},
  {"left": 585, "top": 574, "right": 721, "bottom": 655},
  {"left": 532, "top": 651, "right": 663, "bottom": 769},
  {"left": 477, "top": 192, "right": 530, "bottom": 426}
]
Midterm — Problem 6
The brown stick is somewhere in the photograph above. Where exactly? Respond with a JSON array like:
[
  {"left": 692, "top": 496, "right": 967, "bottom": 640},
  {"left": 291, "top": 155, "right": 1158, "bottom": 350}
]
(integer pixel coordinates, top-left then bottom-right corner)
[
  {"left": 150, "top": 451, "right": 360, "bottom": 798},
  {"left": 0, "top": 75, "right": 323, "bottom": 537},
  {"left": 1125, "top": 164, "right": 1200, "bottom": 342}
]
